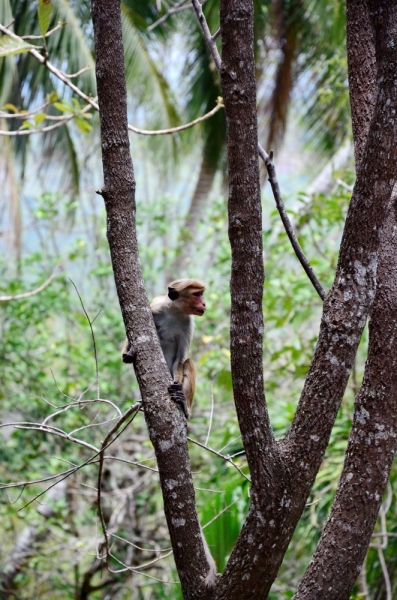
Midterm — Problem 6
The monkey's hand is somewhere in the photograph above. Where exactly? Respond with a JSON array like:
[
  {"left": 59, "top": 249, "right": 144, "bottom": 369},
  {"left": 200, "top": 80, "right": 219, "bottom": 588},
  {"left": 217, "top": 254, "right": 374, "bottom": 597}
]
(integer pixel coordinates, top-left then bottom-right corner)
[
  {"left": 168, "top": 381, "right": 189, "bottom": 419},
  {"left": 122, "top": 340, "right": 136, "bottom": 365}
]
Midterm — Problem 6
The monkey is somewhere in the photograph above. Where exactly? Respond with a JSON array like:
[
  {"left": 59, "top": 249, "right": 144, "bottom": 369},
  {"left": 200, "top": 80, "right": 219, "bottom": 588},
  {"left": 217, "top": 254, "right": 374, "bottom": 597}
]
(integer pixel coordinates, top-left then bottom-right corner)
[
  {"left": 122, "top": 278, "right": 206, "bottom": 419},
  {"left": 122, "top": 279, "right": 217, "bottom": 586}
]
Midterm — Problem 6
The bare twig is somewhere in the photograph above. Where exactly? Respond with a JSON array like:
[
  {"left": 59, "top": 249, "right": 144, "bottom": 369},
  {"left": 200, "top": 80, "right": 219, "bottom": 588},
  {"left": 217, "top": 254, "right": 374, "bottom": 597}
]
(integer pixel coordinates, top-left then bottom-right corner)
[
  {"left": 377, "top": 547, "right": 392, "bottom": 600},
  {"left": 258, "top": 146, "right": 326, "bottom": 301},
  {"left": 204, "top": 383, "right": 215, "bottom": 446},
  {"left": 0, "top": 102, "right": 93, "bottom": 136},
  {"left": 148, "top": 0, "right": 190, "bottom": 31},
  {"left": 69, "top": 278, "right": 100, "bottom": 399},
  {"left": 0, "top": 263, "right": 60, "bottom": 301},
  {"left": 62, "top": 65, "right": 91, "bottom": 79},
  {"left": 187, "top": 436, "right": 250, "bottom": 482},
  {"left": 97, "top": 404, "right": 142, "bottom": 560},
  {"left": 21, "top": 22, "right": 65, "bottom": 40},
  {"left": 202, "top": 499, "right": 238, "bottom": 529},
  {"left": 191, "top": 0, "right": 221, "bottom": 71},
  {"left": 0, "top": 100, "right": 50, "bottom": 119},
  {"left": 0, "top": 23, "right": 98, "bottom": 109},
  {"left": 128, "top": 98, "right": 223, "bottom": 135}
]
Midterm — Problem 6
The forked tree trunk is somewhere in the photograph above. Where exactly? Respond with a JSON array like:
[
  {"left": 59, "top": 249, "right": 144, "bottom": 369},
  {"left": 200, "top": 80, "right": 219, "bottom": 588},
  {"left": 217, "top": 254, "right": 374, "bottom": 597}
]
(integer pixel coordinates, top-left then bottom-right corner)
[
  {"left": 90, "top": 0, "right": 397, "bottom": 598},
  {"left": 294, "top": 1, "right": 397, "bottom": 598}
]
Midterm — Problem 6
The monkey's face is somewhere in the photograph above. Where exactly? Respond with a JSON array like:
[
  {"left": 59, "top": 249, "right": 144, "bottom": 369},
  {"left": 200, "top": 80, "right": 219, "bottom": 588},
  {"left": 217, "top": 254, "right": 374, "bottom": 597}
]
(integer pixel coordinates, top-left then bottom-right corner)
[
  {"left": 190, "top": 290, "right": 206, "bottom": 316},
  {"left": 178, "top": 288, "right": 206, "bottom": 316}
]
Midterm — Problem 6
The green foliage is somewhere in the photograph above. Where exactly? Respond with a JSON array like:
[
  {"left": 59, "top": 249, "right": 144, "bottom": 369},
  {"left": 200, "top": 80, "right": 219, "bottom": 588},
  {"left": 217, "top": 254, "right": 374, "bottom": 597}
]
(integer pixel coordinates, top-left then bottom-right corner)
[
  {"left": 38, "top": 0, "right": 53, "bottom": 38},
  {"left": 0, "top": 36, "right": 35, "bottom": 57}
]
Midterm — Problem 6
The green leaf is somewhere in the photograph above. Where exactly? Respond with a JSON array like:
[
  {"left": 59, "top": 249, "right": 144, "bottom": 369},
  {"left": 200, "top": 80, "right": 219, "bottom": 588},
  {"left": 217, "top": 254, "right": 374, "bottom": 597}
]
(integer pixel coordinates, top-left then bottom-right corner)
[
  {"left": 38, "top": 0, "right": 54, "bottom": 38},
  {"left": 34, "top": 113, "right": 47, "bottom": 126},
  {"left": 53, "top": 101, "right": 74, "bottom": 114},
  {"left": 2, "top": 103, "right": 19, "bottom": 113},
  {"left": 47, "top": 92, "right": 58, "bottom": 103},
  {"left": 20, "top": 121, "right": 34, "bottom": 130},
  {"left": 0, "top": 36, "right": 35, "bottom": 57},
  {"left": 75, "top": 116, "right": 92, "bottom": 134}
]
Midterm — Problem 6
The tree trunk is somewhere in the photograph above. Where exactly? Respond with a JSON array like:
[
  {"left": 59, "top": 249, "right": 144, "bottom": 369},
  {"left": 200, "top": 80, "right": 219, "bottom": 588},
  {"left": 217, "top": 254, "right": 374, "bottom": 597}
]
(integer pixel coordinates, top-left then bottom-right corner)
[
  {"left": 90, "top": 1, "right": 216, "bottom": 597},
  {"left": 294, "top": 1, "right": 397, "bottom": 598}
]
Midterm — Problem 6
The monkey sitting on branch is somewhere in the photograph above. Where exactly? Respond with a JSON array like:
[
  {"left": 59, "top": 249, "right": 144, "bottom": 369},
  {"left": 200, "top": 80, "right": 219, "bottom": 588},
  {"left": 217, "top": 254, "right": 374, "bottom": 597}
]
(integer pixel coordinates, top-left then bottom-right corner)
[{"left": 122, "top": 278, "right": 206, "bottom": 419}]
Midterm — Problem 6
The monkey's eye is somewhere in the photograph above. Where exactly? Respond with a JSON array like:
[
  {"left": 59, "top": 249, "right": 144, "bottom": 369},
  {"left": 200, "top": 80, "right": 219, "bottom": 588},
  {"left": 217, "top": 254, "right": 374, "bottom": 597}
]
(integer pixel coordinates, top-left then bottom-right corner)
[{"left": 192, "top": 292, "right": 202, "bottom": 298}]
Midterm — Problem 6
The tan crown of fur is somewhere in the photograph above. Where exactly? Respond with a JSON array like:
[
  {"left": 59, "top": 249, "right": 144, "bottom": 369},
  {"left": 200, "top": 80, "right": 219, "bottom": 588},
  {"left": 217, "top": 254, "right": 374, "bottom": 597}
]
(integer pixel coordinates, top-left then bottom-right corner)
[{"left": 167, "top": 278, "right": 206, "bottom": 292}]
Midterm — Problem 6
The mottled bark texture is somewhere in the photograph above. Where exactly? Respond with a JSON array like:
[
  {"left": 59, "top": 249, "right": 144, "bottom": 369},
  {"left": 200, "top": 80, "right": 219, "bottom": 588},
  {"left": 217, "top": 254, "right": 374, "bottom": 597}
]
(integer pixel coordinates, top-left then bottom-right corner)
[
  {"left": 215, "top": 1, "right": 287, "bottom": 598},
  {"left": 90, "top": 2, "right": 215, "bottom": 597},
  {"left": 215, "top": 0, "right": 397, "bottom": 597},
  {"left": 294, "top": 1, "right": 397, "bottom": 598}
]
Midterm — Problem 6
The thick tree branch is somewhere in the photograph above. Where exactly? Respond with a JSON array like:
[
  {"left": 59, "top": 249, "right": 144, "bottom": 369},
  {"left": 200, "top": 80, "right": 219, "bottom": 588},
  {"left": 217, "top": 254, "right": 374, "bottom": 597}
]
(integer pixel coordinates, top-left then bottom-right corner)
[
  {"left": 193, "top": 0, "right": 397, "bottom": 596},
  {"left": 90, "top": 1, "right": 216, "bottom": 597},
  {"left": 285, "top": 0, "right": 397, "bottom": 466},
  {"left": 294, "top": 1, "right": 397, "bottom": 597}
]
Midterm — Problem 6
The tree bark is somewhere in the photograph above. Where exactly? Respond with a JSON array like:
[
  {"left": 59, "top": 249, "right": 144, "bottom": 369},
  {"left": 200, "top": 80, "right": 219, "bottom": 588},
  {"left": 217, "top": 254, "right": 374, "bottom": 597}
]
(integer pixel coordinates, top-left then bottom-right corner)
[
  {"left": 294, "top": 1, "right": 397, "bottom": 598},
  {"left": 90, "top": 1, "right": 216, "bottom": 597},
  {"left": 213, "top": 0, "right": 397, "bottom": 596}
]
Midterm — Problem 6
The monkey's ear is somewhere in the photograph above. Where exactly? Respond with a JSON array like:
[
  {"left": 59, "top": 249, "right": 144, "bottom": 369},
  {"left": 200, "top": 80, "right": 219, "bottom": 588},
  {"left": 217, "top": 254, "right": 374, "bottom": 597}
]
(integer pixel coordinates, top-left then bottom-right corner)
[{"left": 168, "top": 287, "right": 179, "bottom": 301}]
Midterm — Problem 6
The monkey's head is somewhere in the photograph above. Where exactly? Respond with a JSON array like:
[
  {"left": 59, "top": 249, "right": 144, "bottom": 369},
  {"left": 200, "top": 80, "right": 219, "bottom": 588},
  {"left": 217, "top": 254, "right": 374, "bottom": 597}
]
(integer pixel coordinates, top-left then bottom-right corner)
[{"left": 168, "top": 278, "right": 206, "bottom": 316}]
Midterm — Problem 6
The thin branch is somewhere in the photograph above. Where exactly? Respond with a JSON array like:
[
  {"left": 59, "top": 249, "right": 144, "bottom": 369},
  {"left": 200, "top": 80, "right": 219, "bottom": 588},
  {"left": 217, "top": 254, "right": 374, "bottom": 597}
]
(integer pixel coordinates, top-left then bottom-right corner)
[
  {"left": 103, "top": 455, "right": 159, "bottom": 473},
  {"left": 148, "top": 0, "right": 190, "bottom": 31},
  {"left": 204, "top": 383, "right": 215, "bottom": 447},
  {"left": 62, "top": 65, "right": 91, "bottom": 79},
  {"left": 0, "top": 263, "right": 60, "bottom": 301},
  {"left": 0, "top": 102, "right": 93, "bottom": 136},
  {"left": 0, "top": 99, "right": 50, "bottom": 119},
  {"left": 106, "top": 550, "right": 178, "bottom": 582},
  {"left": 109, "top": 532, "right": 170, "bottom": 553},
  {"left": 187, "top": 436, "right": 250, "bottom": 482},
  {"left": 97, "top": 404, "right": 142, "bottom": 560},
  {"left": 127, "top": 99, "right": 224, "bottom": 135},
  {"left": 0, "top": 116, "right": 74, "bottom": 136},
  {"left": 202, "top": 499, "right": 238, "bottom": 530},
  {"left": 19, "top": 404, "right": 141, "bottom": 511},
  {"left": 258, "top": 146, "right": 326, "bottom": 301},
  {"left": 377, "top": 547, "right": 392, "bottom": 600},
  {"left": 69, "top": 278, "right": 100, "bottom": 399},
  {"left": 0, "top": 22, "right": 223, "bottom": 139},
  {"left": 212, "top": 27, "right": 221, "bottom": 41},
  {"left": 21, "top": 22, "right": 65, "bottom": 40},
  {"left": 191, "top": 0, "right": 222, "bottom": 71},
  {"left": 0, "top": 23, "right": 98, "bottom": 109}
]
